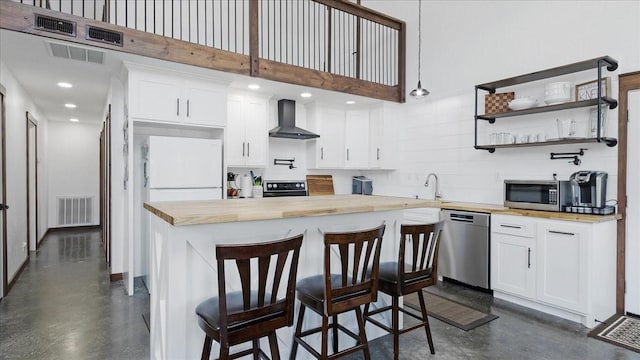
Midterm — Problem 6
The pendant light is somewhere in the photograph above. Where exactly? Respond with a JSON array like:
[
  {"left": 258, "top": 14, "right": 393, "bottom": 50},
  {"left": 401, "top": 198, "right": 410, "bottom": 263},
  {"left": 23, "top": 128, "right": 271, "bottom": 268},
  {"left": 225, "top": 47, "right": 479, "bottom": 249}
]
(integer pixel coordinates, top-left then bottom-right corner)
[{"left": 410, "top": 0, "right": 429, "bottom": 98}]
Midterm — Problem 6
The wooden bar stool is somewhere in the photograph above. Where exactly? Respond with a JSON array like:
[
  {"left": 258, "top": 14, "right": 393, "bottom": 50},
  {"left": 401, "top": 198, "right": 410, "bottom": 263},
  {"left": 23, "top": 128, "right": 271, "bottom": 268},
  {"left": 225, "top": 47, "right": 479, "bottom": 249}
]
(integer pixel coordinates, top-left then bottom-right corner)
[
  {"left": 290, "top": 224, "right": 385, "bottom": 360},
  {"left": 363, "top": 222, "right": 444, "bottom": 360},
  {"left": 195, "top": 234, "right": 303, "bottom": 360}
]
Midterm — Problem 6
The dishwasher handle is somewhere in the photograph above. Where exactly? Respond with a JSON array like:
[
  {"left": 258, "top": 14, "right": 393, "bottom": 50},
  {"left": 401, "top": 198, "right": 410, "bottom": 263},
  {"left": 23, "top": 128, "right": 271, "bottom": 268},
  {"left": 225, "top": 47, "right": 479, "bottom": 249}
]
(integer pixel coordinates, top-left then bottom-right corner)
[{"left": 450, "top": 214, "right": 475, "bottom": 223}]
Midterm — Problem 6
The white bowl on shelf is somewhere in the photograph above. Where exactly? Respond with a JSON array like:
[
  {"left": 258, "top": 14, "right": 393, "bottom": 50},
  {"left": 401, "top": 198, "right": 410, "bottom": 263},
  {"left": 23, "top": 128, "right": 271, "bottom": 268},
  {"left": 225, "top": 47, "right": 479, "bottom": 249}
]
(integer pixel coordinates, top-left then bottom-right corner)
[{"left": 508, "top": 97, "right": 538, "bottom": 110}]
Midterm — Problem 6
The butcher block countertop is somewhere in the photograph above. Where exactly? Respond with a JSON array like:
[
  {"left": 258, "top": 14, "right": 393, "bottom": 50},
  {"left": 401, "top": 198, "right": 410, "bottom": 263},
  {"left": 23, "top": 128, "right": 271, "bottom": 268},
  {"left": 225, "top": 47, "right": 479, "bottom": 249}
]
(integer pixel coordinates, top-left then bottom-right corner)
[
  {"left": 437, "top": 201, "right": 620, "bottom": 223},
  {"left": 144, "top": 195, "right": 440, "bottom": 226}
]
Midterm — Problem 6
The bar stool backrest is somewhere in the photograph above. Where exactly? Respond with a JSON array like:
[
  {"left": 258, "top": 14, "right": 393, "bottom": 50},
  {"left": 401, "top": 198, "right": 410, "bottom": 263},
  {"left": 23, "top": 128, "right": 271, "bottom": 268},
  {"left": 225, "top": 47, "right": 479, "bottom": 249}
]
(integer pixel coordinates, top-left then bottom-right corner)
[
  {"left": 215, "top": 234, "right": 303, "bottom": 344},
  {"left": 323, "top": 224, "right": 386, "bottom": 316},
  {"left": 398, "top": 221, "right": 444, "bottom": 294}
]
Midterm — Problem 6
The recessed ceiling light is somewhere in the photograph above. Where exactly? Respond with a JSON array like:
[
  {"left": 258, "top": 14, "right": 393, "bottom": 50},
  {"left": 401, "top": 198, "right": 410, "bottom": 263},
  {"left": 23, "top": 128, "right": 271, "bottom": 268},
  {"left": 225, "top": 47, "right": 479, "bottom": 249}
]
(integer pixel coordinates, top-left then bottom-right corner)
[
  {"left": 248, "top": 84, "right": 260, "bottom": 90},
  {"left": 69, "top": 118, "right": 79, "bottom": 122},
  {"left": 346, "top": 100, "right": 356, "bottom": 105},
  {"left": 300, "top": 92, "right": 312, "bottom": 98},
  {"left": 64, "top": 103, "right": 77, "bottom": 108},
  {"left": 57, "top": 82, "right": 73, "bottom": 88}
]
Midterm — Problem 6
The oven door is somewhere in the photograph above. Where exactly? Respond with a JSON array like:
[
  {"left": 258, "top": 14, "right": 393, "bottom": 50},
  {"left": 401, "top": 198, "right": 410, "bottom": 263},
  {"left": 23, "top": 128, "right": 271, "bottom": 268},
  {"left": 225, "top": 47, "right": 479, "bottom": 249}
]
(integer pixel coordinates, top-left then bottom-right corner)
[{"left": 504, "top": 180, "right": 559, "bottom": 211}]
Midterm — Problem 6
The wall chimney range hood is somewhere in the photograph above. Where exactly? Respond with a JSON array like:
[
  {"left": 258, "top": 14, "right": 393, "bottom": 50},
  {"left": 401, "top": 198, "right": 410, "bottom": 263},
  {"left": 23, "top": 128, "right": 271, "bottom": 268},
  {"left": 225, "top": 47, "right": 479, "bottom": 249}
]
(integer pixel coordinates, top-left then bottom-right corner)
[{"left": 269, "top": 99, "right": 319, "bottom": 140}]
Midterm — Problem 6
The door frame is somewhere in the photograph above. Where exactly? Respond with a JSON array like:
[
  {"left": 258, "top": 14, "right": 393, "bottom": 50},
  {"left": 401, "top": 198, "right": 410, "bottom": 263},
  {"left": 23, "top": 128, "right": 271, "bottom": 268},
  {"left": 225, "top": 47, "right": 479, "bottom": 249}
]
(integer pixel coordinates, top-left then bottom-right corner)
[
  {"left": 617, "top": 71, "right": 640, "bottom": 313},
  {"left": 100, "top": 105, "right": 112, "bottom": 267},
  {"left": 26, "top": 111, "right": 38, "bottom": 252},
  {"left": 1, "top": 84, "right": 7, "bottom": 296}
]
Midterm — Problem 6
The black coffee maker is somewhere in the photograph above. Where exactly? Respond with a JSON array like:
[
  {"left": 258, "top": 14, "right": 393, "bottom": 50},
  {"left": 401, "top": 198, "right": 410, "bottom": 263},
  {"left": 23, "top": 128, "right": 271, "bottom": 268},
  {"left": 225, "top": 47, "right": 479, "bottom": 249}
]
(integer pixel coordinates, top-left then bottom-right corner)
[{"left": 566, "top": 171, "right": 614, "bottom": 215}]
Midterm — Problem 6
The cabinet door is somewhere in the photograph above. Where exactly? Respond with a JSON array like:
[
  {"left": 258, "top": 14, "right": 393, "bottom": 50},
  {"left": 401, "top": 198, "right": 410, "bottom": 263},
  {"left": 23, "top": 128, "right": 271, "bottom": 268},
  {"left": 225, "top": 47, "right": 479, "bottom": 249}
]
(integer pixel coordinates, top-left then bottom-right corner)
[
  {"left": 536, "top": 222, "right": 588, "bottom": 313},
  {"left": 226, "top": 95, "right": 247, "bottom": 166},
  {"left": 345, "top": 110, "right": 370, "bottom": 168},
  {"left": 491, "top": 233, "right": 536, "bottom": 299},
  {"left": 317, "top": 109, "right": 345, "bottom": 168},
  {"left": 369, "top": 107, "right": 384, "bottom": 168},
  {"left": 183, "top": 81, "right": 227, "bottom": 127},
  {"left": 131, "top": 73, "right": 181, "bottom": 123},
  {"left": 242, "top": 97, "right": 268, "bottom": 167}
]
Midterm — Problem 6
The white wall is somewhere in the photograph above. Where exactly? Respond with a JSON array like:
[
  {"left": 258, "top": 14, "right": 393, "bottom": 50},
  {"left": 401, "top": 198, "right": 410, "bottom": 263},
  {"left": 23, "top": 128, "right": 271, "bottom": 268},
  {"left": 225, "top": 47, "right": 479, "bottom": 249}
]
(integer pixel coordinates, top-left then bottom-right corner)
[
  {"left": 47, "top": 121, "right": 100, "bottom": 227},
  {"left": 357, "top": 0, "right": 640, "bottom": 205},
  {"left": 0, "top": 59, "right": 50, "bottom": 286}
]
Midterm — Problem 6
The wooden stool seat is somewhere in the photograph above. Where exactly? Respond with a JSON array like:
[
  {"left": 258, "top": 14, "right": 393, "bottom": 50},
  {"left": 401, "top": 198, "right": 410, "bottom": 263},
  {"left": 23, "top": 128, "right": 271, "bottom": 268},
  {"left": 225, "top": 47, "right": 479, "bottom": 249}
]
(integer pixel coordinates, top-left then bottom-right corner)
[
  {"left": 196, "top": 234, "right": 303, "bottom": 360},
  {"left": 364, "top": 222, "right": 444, "bottom": 360},
  {"left": 290, "top": 224, "right": 385, "bottom": 360}
]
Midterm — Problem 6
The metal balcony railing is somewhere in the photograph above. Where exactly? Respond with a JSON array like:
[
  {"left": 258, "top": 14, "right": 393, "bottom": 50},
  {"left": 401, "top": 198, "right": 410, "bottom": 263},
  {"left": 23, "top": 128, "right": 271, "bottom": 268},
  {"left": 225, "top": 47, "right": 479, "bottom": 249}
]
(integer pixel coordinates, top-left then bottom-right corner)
[{"left": 6, "top": 0, "right": 406, "bottom": 102}]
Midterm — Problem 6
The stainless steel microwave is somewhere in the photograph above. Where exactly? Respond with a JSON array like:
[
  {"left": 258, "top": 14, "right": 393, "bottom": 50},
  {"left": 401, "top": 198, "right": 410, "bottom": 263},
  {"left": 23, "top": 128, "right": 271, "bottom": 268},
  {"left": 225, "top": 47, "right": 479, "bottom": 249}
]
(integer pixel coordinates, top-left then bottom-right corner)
[{"left": 504, "top": 180, "right": 571, "bottom": 212}]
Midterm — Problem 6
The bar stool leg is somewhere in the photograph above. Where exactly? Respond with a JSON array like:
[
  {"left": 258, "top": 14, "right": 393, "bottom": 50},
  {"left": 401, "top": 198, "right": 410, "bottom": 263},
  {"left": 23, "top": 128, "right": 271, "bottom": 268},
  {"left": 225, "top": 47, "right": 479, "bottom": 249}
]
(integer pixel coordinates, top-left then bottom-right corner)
[
  {"left": 268, "top": 332, "right": 280, "bottom": 360},
  {"left": 392, "top": 296, "right": 400, "bottom": 360},
  {"left": 418, "top": 291, "right": 435, "bottom": 354},
  {"left": 290, "top": 303, "right": 305, "bottom": 360},
  {"left": 355, "top": 307, "right": 371, "bottom": 360},
  {"left": 321, "top": 315, "right": 329, "bottom": 358},
  {"left": 219, "top": 345, "right": 230, "bottom": 360},
  {"left": 332, "top": 314, "right": 339, "bottom": 354},
  {"left": 252, "top": 339, "right": 260, "bottom": 359},
  {"left": 201, "top": 335, "right": 213, "bottom": 360}
]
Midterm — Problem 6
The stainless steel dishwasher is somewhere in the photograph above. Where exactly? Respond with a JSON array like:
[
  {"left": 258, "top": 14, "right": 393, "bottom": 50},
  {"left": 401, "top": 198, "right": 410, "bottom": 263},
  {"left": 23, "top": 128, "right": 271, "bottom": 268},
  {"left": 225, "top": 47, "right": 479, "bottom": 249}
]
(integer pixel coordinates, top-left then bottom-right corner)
[{"left": 439, "top": 209, "right": 491, "bottom": 290}]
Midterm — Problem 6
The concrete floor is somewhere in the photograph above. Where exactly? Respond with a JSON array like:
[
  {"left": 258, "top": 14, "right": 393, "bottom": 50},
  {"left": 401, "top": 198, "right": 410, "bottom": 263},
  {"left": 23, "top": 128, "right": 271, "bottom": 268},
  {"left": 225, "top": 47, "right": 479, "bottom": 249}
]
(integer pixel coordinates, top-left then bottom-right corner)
[{"left": 0, "top": 228, "right": 636, "bottom": 359}]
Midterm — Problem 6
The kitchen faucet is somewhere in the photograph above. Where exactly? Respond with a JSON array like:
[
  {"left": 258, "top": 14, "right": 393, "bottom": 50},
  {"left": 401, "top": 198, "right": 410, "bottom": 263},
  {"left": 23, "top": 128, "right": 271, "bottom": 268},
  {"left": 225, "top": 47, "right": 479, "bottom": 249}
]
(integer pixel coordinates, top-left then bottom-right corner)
[{"left": 424, "top": 173, "right": 442, "bottom": 200}]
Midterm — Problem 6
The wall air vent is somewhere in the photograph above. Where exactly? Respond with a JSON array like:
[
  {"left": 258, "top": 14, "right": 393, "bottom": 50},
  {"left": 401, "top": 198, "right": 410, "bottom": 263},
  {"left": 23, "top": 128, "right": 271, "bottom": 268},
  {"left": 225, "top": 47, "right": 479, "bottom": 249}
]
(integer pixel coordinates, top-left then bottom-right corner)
[
  {"left": 86, "top": 25, "right": 123, "bottom": 47},
  {"left": 47, "top": 41, "right": 105, "bottom": 64},
  {"left": 34, "top": 14, "right": 76, "bottom": 37}
]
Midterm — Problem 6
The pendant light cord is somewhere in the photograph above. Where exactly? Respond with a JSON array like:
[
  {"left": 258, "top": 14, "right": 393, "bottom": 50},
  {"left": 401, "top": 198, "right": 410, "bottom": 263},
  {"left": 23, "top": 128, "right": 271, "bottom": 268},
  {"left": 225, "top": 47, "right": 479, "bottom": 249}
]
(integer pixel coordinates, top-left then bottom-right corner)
[{"left": 417, "top": 0, "right": 422, "bottom": 82}]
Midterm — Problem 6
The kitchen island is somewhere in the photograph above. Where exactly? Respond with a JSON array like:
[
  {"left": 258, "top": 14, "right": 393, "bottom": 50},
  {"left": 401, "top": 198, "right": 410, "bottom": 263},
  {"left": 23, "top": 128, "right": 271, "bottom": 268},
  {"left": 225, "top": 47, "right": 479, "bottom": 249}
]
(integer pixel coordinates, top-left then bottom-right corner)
[{"left": 144, "top": 195, "right": 438, "bottom": 360}]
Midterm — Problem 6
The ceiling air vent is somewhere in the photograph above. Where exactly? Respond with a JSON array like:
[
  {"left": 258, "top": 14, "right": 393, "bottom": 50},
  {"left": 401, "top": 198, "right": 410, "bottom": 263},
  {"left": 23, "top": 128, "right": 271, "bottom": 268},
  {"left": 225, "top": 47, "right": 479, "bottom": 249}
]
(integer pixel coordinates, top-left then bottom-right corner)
[
  {"left": 34, "top": 14, "right": 76, "bottom": 37},
  {"left": 47, "top": 42, "right": 106, "bottom": 64},
  {"left": 86, "top": 26, "right": 123, "bottom": 47}
]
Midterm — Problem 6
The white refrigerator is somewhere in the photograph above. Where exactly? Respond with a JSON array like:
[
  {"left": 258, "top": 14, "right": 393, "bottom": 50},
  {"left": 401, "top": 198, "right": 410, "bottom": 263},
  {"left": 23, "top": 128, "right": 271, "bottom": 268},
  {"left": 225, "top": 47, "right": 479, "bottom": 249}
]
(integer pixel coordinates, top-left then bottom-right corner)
[
  {"left": 144, "top": 136, "right": 223, "bottom": 201},
  {"left": 139, "top": 136, "right": 223, "bottom": 294}
]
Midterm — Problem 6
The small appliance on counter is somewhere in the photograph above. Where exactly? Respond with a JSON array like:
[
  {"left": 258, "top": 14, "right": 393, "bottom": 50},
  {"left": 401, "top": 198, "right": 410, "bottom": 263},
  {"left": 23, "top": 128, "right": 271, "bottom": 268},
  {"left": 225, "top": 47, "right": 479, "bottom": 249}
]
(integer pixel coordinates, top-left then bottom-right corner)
[
  {"left": 352, "top": 176, "right": 373, "bottom": 195},
  {"left": 565, "top": 171, "right": 615, "bottom": 215},
  {"left": 504, "top": 179, "right": 572, "bottom": 212},
  {"left": 227, "top": 172, "right": 239, "bottom": 198}
]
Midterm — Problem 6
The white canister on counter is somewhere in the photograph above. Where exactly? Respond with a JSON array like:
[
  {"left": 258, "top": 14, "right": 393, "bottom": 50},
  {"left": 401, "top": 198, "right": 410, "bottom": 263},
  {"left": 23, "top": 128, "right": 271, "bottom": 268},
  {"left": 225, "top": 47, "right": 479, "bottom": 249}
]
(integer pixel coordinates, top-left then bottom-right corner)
[
  {"left": 253, "top": 185, "right": 263, "bottom": 198},
  {"left": 239, "top": 174, "right": 253, "bottom": 198}
]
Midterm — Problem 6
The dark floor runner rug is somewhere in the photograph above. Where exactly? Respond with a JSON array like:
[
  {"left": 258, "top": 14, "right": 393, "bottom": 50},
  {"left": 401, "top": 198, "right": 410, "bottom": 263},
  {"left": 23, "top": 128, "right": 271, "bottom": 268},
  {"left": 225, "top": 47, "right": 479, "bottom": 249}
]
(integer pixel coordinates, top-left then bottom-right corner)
[
  {"left": 404, "top": 291, "right": 498, "bottom": 331},
  {"left": 142, "top": 312, "right": 151, "bottom": 333},
  {"left": 588, "top": 314, "right": 640, "bottom": 353}
]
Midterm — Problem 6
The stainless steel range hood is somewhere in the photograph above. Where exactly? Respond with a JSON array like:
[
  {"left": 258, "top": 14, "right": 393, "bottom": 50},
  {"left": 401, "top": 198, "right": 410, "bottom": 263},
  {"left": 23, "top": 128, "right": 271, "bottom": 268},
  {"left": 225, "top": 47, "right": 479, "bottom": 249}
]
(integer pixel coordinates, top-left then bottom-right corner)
[{"left": 269, "top": 99, "right": 319, "bottom": 140}]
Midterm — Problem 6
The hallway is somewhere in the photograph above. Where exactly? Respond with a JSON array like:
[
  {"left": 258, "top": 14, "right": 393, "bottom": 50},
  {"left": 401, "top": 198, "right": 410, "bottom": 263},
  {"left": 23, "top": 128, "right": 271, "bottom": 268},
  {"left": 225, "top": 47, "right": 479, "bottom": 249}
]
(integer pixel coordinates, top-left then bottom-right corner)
[{"left": 0, "top": 229, "right": 150, "bottom": 359}]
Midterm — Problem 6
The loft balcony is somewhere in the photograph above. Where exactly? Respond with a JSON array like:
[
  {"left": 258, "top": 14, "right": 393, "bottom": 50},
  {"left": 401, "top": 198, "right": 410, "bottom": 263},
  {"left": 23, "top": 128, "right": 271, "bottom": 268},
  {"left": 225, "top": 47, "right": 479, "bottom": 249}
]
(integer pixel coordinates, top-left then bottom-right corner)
[{"left": 0, "top": 0, "right": 406, "bottom": 102}]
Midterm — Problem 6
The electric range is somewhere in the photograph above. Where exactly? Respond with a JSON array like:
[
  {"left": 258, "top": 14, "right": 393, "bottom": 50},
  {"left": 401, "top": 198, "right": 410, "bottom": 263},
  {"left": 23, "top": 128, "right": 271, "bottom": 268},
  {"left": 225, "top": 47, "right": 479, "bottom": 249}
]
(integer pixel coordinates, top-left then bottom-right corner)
[{"left": 262, "top": 180, "right": 308, "bottom": 197}]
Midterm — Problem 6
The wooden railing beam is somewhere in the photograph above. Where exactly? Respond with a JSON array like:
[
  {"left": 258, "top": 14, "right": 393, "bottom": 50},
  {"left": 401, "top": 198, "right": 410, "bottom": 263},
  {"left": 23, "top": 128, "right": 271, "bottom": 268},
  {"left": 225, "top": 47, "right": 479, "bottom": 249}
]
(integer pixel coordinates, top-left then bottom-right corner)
[
  {"left": 249, "top": 0, "right": 259, "bottom": 77},
  {"left": 314, "top": 0, "right": 403, "bottom": 30}
]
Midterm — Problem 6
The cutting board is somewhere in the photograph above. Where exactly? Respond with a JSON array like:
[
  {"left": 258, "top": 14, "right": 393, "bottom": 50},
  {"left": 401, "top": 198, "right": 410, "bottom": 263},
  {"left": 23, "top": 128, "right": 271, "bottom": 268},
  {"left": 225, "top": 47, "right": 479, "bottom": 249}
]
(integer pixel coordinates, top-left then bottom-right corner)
[{"left": 306, "top": 175, "right": 335, "bottom": 196}]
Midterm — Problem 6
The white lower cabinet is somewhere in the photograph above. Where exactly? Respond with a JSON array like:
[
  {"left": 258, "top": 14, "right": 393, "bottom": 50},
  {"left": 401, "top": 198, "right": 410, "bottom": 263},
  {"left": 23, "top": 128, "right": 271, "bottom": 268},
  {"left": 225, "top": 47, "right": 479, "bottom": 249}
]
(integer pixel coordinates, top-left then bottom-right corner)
[{"left": 491, "top": 214, "right": 616, "bottom": 328}]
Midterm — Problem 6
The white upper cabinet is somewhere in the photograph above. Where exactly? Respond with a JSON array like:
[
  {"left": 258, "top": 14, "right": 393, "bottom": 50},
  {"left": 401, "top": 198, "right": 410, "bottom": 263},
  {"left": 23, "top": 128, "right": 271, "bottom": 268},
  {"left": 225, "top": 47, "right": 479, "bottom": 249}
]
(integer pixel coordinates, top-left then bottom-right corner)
[
  {"left": 226, "top": 94, "right": 268, "bottom": 168},
  {"left": 369, "top": 103, "right": 397, "bottom": 169},
  {"left": 345, "top": 110, "right": 370, "bottom": 169},
  {"left": 307, "top": 104, "right": 346, "bottom": 169},
  {"left": 182, "top": 81, "right": 227, "bottom": 127},
  {"left": 128, "top": 66, "right": 227, "bottom": 127},
  {"left": 306, "top": 103, "right": 395, "bottom": 170}
]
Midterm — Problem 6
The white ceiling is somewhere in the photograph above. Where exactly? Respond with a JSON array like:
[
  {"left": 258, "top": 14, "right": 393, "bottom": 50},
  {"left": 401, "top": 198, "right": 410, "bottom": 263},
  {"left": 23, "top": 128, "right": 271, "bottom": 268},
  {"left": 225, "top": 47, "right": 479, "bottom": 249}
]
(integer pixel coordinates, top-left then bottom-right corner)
[{"left": 0, "top": 30, "right": 379, "bottom": 125}]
